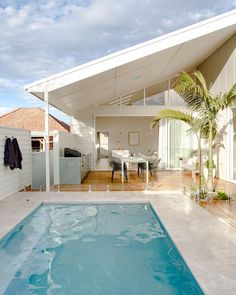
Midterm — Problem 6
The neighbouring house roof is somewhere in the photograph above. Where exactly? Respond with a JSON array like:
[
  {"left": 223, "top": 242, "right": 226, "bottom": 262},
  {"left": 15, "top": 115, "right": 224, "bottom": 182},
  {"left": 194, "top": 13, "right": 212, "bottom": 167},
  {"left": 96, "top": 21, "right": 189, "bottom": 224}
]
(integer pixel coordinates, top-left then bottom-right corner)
[
  {"left": 25, "top": 9, "right": 236, "bottom": 116},
  {"left": 0, "top": 108, "right": 70, "bottom": 133}
]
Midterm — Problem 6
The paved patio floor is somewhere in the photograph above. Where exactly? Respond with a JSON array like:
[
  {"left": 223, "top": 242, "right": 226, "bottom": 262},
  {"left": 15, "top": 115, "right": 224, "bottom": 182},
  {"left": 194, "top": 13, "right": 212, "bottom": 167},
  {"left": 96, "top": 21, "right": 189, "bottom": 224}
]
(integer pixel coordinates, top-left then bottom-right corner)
[{"left": 0, "top": 191, "right": 236, "bottom": 294}]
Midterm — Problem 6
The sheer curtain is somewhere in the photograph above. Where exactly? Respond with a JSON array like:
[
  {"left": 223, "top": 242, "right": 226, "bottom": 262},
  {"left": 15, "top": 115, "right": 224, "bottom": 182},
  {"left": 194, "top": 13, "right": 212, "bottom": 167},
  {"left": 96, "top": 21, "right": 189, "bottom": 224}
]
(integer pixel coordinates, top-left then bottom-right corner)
[{"left": 169, "top": 120, "right": 197, "bottom": 168}]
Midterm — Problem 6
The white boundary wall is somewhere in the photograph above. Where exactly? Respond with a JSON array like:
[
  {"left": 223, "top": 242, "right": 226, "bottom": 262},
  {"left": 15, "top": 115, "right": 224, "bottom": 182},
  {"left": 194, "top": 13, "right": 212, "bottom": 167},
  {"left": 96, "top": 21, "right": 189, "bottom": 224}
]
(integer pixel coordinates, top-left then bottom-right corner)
[{"left": 0, "top": 127, "right": 32, "bottom": 201}]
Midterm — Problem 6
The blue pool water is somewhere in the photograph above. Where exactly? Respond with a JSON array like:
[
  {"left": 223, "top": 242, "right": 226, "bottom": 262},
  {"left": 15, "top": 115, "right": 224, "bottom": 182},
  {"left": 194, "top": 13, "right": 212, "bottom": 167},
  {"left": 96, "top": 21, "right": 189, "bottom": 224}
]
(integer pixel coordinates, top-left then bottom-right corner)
[{"left": 0, "top": 204, "right": 203, "bottom": 295}]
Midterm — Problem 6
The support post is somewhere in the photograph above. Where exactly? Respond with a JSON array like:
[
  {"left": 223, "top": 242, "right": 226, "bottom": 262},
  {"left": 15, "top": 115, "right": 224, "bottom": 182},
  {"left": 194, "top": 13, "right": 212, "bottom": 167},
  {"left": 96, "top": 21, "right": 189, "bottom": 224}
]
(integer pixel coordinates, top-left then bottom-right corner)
[{"left": 44, "top": 89, "right": 50, "bottom": 192}]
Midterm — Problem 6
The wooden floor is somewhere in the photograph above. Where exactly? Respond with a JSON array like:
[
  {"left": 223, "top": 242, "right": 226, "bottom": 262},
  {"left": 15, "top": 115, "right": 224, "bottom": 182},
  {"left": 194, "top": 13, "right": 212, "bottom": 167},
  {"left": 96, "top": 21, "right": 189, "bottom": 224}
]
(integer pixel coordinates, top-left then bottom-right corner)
[
  {"left": 55, "top": 170, "right": 236, "bottom": 194},
  {"left": 200, "top": 200, "right": 236, "bottom": 231},
  {"left": 53, "top": 170, "right": 192, "bottom": 191},
  {"left": 51, "top": 169, "right": 236, "bottom": 231}
]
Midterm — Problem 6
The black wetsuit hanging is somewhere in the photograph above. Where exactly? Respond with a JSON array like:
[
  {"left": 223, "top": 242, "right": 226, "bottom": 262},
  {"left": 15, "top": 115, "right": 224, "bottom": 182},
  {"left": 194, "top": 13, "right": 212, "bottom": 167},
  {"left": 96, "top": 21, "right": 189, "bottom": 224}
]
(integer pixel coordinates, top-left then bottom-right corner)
[
  {"left": 4, "top": 137, "right": 15, "bottom": 170},
  {"left": 12, "top": 138, "right": 23, "bottom": 170}
]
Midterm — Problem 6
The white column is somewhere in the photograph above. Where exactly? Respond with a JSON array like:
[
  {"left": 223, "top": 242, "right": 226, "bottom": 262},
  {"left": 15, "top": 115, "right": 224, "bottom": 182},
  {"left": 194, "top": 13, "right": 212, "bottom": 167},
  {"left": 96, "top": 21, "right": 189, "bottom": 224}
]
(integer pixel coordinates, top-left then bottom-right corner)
[
  {"left": 53, "top": 130, "right": 60, "bottom": 185},
  {"left": 44, "top": 89, "right": 50, "bottom": 192}
]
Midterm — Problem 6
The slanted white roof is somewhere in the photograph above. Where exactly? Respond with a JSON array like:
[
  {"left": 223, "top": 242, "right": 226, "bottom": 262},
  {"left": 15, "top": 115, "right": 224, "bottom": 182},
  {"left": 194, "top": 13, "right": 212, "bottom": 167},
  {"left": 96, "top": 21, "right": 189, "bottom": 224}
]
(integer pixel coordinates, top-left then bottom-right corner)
[{"left": 25, "top": 9, "right": 236, "bottom": 116}]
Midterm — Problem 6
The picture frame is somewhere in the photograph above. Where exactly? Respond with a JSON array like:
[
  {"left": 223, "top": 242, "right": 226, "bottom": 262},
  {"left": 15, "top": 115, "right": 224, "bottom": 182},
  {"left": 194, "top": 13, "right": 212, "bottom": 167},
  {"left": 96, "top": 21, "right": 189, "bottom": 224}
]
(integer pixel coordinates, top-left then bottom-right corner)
[{"left": 128, "top": 132, "right": 140, "bottom": 146}]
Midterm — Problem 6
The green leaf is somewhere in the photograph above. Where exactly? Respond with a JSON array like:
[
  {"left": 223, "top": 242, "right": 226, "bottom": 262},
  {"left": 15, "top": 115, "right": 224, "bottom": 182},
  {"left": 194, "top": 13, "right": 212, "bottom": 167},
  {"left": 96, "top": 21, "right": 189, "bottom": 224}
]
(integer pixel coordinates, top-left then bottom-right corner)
[{"left": 151, "top": 109, "right": 194, "bottom": 129}]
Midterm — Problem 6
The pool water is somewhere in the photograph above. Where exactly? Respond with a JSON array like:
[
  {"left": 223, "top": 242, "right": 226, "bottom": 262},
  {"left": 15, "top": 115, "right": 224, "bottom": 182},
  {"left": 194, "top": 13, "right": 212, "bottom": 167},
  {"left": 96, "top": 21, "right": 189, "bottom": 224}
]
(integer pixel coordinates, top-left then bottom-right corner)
[{"left": 0, "top": 204, "right": 203, "bottom": 294}]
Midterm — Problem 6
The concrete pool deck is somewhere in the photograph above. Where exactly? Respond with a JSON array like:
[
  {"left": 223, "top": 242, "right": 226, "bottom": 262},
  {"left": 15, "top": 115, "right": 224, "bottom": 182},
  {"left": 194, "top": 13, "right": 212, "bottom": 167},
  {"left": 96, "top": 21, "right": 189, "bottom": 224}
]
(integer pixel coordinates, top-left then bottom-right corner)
[{"left": 0, "top": 191, "right": 236, "bottom": 294}]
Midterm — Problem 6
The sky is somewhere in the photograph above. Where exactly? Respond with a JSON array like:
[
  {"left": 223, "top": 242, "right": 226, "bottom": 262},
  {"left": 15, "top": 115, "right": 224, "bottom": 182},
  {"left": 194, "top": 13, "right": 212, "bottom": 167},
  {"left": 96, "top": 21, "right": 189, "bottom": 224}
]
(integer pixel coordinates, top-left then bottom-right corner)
[{"left": 0, "top": 0, "right": 236, "bottom": 122}]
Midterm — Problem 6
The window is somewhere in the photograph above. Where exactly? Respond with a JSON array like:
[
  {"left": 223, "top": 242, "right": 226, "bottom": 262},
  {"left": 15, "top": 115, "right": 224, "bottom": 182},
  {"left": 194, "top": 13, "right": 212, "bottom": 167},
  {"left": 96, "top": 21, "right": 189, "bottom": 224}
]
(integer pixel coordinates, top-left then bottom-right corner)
[
  {"left": 98, "top": 89, "right": 144, "bottom": 106},
  {"left": 97, "top": 77, "right": 189, "bottom": 107},
  {"left": 31, "top": 139, "right": 41, "bottom": 152},
  {"left": 169, "top": 78, "right": 186, "bottom": 106},
  {"left": 145, "top": 81, "right": 168, "bottom": 105}
]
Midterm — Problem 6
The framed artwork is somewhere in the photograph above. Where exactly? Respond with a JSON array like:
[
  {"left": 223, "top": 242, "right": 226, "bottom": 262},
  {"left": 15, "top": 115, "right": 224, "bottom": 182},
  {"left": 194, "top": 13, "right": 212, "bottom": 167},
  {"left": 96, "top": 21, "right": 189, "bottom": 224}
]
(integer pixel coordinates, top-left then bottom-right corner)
[{"left": 128, "top": 132, "right": 140, "bottom": 146}]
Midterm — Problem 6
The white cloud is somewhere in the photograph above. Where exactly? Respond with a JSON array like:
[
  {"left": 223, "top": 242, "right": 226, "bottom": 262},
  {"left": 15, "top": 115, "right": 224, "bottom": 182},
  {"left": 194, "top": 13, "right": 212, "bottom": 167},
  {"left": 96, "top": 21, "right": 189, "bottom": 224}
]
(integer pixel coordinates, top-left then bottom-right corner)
[
  {"left": 0, "top": 78, "right": 20, "bottom": 90},
  {"left": 0, "top": 106, "right": 14, "bottom": 116},
  {"left": 0, "top": 0, "right": 235, "bottom": 112}
]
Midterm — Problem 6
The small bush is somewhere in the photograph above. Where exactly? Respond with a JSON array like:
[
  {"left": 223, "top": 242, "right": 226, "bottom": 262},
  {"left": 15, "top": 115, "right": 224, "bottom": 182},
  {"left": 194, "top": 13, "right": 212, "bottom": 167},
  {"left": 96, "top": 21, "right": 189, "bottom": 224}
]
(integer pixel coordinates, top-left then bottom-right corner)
[{"left": 214, "top": 189, "right": 229, "bottom": 200}]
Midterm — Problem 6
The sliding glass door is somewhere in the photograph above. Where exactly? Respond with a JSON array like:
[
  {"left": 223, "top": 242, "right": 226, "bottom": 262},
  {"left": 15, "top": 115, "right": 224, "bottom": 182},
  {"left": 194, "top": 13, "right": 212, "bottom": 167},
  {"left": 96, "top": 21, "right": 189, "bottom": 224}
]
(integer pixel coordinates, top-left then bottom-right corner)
[
  {"left": 169, "top": 120, "right": 197, "bottom": 168},
  {"left": 231, "top": 108, "right": 236, "bottom": 180}
]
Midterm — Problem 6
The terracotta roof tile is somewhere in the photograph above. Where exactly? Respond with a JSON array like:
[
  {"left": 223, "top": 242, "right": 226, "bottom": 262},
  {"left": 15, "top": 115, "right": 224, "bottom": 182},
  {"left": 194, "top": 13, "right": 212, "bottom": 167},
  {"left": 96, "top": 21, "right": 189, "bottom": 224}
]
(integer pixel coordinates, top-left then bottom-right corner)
[{"left": 0, "top": 108, "right": 70, "bottom": 132}]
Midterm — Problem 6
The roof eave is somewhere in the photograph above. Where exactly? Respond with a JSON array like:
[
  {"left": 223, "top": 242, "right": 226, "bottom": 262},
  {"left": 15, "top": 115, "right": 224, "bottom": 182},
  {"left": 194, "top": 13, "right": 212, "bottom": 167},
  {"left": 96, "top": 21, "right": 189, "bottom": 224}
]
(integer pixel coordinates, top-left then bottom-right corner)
[{"left": 24, "top": 9, "right": 236, "bottom": 94}]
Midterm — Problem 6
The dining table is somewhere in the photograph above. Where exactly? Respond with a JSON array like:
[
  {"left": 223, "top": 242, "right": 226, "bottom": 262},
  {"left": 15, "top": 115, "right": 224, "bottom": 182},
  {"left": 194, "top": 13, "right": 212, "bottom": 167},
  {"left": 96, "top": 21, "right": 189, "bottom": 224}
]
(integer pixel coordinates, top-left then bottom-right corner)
[{"left": 121, "top": 156, "right": 149, "bottom": 184}]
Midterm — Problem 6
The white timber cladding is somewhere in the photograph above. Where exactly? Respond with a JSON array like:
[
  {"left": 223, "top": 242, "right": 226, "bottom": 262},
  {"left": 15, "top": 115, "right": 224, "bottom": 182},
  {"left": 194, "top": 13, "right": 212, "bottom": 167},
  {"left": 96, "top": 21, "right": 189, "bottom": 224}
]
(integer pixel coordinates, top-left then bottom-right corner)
[
  {"left": 0, "top": 127, "right": 32, "bottom": 201},
  {"left": 198, "top": 33, "right": 236, "bottom": 181},
  {"left": 71, "top": 116, "right": 95, "bottom": 169}
]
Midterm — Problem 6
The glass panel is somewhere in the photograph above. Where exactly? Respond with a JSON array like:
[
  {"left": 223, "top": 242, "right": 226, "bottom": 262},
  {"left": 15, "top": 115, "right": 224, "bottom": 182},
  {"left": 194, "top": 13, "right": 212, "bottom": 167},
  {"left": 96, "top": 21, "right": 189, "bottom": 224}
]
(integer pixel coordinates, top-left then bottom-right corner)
[
  {"left": 145, "top": 81, "right": 168, "bottom": 105},
  {"left": 232, "top": 108, "right": 236, "bottom": 179},
  {"left": 99, "top": 90, "right": 144, "bottom": 106},
  {"left": 169, "top": 120, "right": 197, "bottom": 168},
  {"left": 121, "top": 89, "right": 144, "bottom": 106},
  {"left": 169, "top": 77, "right": 186, "bottom": 106}
]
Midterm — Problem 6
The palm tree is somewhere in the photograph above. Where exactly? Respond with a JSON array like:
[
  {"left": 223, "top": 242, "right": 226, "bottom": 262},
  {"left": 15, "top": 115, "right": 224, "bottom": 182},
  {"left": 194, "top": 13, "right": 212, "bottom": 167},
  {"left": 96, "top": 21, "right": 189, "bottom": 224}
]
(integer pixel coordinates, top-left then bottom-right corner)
[
  {"left": 168, "top": 71, "right": 236, "bottom": 191},
  {"left": 151, "top": 109, "right": 205, "bottom": 195}
]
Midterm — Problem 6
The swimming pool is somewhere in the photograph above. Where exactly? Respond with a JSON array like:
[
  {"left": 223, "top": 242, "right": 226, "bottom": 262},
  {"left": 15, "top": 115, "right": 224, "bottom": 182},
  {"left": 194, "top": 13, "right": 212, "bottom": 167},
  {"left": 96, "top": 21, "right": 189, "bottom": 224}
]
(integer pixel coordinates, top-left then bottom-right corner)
[{"left": 0, "top": 203, "right": 203, "bottom": 294}]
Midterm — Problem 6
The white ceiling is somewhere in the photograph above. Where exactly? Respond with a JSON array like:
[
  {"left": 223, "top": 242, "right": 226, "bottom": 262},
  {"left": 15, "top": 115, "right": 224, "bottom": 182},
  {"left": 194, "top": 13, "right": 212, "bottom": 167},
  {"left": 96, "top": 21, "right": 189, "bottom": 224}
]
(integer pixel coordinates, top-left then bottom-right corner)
[{"left": 25, "top": 9, "right": 236, "bottom": 116}]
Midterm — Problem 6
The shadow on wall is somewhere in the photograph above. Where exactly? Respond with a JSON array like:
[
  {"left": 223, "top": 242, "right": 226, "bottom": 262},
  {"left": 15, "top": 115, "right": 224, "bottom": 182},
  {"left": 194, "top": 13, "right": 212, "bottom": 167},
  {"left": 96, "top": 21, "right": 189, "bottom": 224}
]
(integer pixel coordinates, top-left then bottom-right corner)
[
  {"left": 215, "top": 120, "right": 232, "bottom": 178},
  {"left": 98, "top": 147, "right": 110, "bottom": 158},
  {"left": 198, "top": 33, "right": 236, "bottom": 89},
  {"left": 76, "top": 121, "right": 94, "bottom": 138}
]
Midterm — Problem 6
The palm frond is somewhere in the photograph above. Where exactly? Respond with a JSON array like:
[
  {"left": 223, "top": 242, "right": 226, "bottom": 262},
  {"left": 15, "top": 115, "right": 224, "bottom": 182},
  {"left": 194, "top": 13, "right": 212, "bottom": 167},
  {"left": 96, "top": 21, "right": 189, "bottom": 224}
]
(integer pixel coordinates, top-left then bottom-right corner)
[
  {"left": 199, "top": 119, "right": 217, "bottom": 140},
  {"left": 173, "top": 71, "right": 205, "bottom": 112},
  {"left": 151, "top": 109, "right": 193, "bottom": 129},
  {"left": 193, "top": 70, "right": 209, "bottom": 94},
  {"left": 220, "top": 83, "right": 236, "bottom": 108}
]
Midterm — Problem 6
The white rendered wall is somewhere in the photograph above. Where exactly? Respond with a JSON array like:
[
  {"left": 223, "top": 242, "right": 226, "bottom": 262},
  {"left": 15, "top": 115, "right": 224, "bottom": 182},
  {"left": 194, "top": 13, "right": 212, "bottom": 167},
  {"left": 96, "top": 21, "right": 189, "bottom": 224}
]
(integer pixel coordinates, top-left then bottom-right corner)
[
  {"left": 198, "top": 33, "right": 236, "bottom": 181},
  {"left": 96, "top": 116, "right": 158, "bottom": 156},
  {"left": 0, "top": 127, "right": 32, "bottom": 201}
]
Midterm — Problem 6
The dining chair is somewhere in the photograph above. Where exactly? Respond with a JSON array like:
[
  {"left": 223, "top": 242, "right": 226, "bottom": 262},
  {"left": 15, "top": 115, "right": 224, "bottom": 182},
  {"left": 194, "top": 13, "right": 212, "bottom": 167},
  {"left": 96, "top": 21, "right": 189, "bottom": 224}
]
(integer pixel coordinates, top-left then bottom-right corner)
[
  {"left": 138, "top": 158, "right": 161, "bottom": 180},
  {"left": 109, "top": 157, "right": 128, "bottom": 182}
]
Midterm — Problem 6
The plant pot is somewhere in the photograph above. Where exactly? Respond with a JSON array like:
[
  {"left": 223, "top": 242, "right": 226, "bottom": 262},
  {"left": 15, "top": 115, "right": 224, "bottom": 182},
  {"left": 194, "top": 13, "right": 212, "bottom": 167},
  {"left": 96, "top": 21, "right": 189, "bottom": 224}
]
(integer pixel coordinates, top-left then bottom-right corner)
[{"left": 206, "top": 192, "right": 217, "bottom": 202}]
